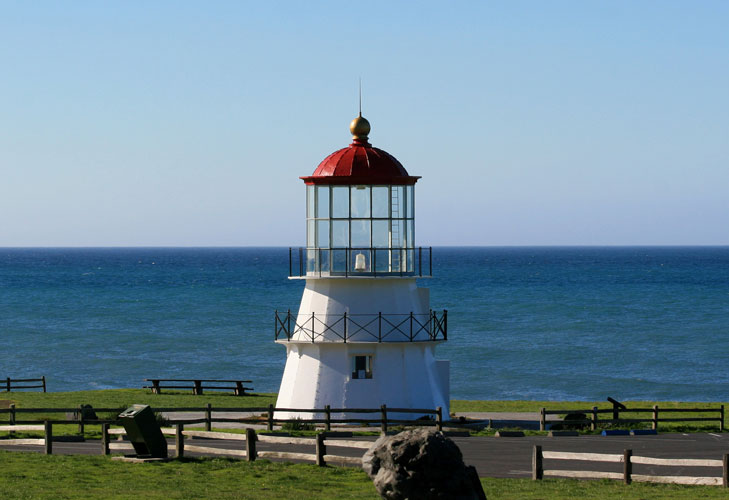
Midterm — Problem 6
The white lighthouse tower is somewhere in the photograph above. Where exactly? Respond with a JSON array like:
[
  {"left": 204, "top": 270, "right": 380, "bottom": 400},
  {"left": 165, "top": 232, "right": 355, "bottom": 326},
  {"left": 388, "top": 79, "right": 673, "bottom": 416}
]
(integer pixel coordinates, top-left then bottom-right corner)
[{"left": 275, "top": 113, "right": 449, "bottom": 418}]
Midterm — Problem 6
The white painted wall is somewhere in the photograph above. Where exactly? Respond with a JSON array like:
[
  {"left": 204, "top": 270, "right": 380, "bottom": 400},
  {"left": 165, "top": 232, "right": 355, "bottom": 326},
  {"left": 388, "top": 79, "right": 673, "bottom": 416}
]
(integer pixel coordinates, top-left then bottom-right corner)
[
  {"left": 291, "top": 278, "right": 431, "bottom": 342},
  {"left": 275, "top": 341, "right": 450, "bottom": 420}
]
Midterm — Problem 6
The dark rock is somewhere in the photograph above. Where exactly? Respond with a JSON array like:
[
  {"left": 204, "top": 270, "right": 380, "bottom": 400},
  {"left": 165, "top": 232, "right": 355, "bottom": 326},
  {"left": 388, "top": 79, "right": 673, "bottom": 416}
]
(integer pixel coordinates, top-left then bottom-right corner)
[{"left": 362, "top": 428, "right": 487, "bottom": 500}]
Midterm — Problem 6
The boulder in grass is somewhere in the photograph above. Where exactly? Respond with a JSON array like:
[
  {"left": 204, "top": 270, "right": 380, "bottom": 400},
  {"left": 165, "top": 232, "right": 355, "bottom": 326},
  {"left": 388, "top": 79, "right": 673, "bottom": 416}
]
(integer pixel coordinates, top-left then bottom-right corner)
[{"left": 362, "top": 429, "right": 486, "bottom": 500}]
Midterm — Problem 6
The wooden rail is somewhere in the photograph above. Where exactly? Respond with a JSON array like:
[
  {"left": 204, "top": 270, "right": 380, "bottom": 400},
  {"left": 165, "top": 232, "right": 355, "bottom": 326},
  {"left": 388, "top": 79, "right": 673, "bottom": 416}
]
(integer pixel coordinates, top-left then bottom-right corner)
[
  {"left": 103, "top": 425, "right": 370, "bottom": 466},
  {"left": 533, "top": 445, "right": 729, "bottom": 487},
  {"left": 3, "top": 377, "right": 46, "bottom": 392},
  {"left": 539, "top": 405, "right": 724, "bottom": 432},
  {"left": 1, "top": 404, "right": 443, "bottom": 437}
]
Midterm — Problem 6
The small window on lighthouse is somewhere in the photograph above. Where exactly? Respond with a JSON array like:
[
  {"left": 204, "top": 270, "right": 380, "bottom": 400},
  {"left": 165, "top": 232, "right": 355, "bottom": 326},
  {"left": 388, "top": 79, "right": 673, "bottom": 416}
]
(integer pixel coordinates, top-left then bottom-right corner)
[{"left": 351, "top": 355, "right": 373, "bottom": 379}]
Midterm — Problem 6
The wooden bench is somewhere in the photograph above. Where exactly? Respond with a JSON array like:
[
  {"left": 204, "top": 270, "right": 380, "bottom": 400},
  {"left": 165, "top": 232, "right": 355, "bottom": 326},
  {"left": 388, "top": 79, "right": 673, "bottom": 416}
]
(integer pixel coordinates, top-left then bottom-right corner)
[
  {"left": 143, "top": 379, "right": 253, "bottom": 396},
  {"left": 4, "top": 376, "right": 46, "bottom": 392}
]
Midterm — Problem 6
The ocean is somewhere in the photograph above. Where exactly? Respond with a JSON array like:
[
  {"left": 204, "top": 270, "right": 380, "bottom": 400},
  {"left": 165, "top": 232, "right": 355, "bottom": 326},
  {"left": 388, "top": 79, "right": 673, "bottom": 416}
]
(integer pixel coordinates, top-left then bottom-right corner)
[{"left": 1, "top": 247, "right": 728, "bottom": 401}]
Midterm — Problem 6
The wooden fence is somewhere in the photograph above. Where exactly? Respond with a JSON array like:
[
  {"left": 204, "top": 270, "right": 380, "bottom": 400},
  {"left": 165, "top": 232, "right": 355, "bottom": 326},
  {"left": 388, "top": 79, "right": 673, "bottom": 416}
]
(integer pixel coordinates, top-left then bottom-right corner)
[
  {"left": 540, "top": 405, "right": 724, "bottom": 432},
  {"left": 533, "top": 445, "right": 729, "bottom": 487},
  {"left": 0, "top": 404, "right": 443, "bottom": 436},
  {"left": 104, "top": 425, "right": 371, "bottom": 466},
  {"left": 3, "top": 377, "right": 46, "bottom": 392}
]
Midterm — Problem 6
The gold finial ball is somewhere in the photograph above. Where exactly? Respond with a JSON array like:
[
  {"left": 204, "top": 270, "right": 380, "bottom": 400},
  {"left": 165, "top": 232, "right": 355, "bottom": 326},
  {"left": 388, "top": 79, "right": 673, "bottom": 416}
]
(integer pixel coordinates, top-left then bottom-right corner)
[{"left": 349, "top": 115, "right": 371, "bottom": 139}]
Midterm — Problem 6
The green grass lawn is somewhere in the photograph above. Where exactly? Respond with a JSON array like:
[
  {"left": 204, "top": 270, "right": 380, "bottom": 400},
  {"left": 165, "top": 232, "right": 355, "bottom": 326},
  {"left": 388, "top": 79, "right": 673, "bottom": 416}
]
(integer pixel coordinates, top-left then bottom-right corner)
[{"left": 0, "top": 451, "right": 725, "bottom": 500}]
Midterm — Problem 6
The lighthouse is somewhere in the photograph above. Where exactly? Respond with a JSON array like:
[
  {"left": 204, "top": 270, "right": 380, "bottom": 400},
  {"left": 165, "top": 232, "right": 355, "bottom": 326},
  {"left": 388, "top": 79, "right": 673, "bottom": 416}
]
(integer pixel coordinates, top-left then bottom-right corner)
[{"left": 274, "top": 113, "right": 449, "bottom": 419}]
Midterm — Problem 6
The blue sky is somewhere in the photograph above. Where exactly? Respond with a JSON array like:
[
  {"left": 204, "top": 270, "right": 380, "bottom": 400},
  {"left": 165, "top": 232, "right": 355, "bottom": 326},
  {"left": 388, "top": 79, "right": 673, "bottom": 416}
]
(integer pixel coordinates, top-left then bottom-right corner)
[{"left": 1, "top": 1, "right": 727, "bottom": 246}]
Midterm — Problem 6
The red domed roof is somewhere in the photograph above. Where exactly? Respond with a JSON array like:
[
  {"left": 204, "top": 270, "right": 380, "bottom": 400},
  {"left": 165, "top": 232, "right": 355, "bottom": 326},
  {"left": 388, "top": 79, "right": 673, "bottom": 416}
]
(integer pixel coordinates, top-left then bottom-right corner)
[{"left": 301, "top": 117, "right": 420, "bottom": 186}]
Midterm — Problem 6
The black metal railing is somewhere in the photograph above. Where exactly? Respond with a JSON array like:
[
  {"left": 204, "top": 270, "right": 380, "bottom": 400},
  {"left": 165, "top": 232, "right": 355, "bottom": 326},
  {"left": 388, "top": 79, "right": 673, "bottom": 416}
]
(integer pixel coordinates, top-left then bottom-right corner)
[
  {"left": 274, "top": 310, "right": 447, "bottom": 343},
  {"left": 288, "top": 247, "right": 432, "bottom": 278}
]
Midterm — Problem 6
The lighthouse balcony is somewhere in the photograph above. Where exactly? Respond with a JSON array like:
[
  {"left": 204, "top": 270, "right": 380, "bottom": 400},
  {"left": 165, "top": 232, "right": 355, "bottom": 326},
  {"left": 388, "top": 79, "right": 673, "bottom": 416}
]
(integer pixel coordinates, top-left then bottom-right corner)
[
  {"left": 274, "top": 310, "right": 447, "bottom": 343},
  {"left": 288, "top": 246, "right": 432, "bottom": 278}
]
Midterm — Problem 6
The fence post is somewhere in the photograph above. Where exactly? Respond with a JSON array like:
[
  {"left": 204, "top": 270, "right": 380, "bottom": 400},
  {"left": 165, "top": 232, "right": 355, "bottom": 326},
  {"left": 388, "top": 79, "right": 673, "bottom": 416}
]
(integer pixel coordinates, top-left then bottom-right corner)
[
  {"left": 44, "top": 421, "right": 52, "bottom": 455},
  {"left": 723, "top": 453, "right": 728, "bottom": 488},
  {"left": 101, "top": 423, "right": 110, "bottom": 456},
  {"left": 205, "top": 403, "right": 212, "bottom": 432},
  {"left": 532, "top": 445, "right": 543, "bottom": 480},
  {"left": 8, "top": 404, "right": 15, "bottom": 437},
  {"left": 721, "top": 405, "right": 725, "bottom": 432},
  {"left": 325, "top": 405, "right": 331, "bottom": 432},
  {"left": 623, "top": 449, "right": 632, "bottom": 484},
  {"left": 78, "top": 405, "right": 85, "bottom": 436},
  {"left": 246, "top": 428, "right": 257, "bottom": 461},
  {"left": 436, "top": 407, "right": 443, "bottom": 432},
  {"left": 652, "top": 405, "right": 659, "bottom": 431},
  {"left": 176, "top": 423, "right": 184, "bottom": 458},
  {"left": 540, "top": 408, "right": 546, "bottom": 431},
  {"left": 267, "top": 404, "right": 274, "bottom": 431},
  {"left": 5, "top": 377, "right": 9, "bottom": 392},
  {"left": 42, "top": 376, "right": 47, "bottom": 393},
  {"left": 591, "top": 406, "right": 598, "bottom": 431},
  {"left": 316, "top": 432, "right": 326, "bottom": 467},
  {"left": 380, "top": 405, "right": 388, "bottom": 435}
]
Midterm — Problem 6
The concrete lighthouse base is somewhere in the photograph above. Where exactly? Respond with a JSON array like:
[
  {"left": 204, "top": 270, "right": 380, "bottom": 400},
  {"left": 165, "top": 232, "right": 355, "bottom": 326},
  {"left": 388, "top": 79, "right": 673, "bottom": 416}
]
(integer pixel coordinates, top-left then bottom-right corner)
[{"left": 274, "top": 341, "right": 449, "bottom": 421}]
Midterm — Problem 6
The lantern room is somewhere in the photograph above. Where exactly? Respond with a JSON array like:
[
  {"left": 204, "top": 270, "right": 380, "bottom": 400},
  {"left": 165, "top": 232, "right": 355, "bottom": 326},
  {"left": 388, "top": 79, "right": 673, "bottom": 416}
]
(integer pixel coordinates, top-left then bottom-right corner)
[{"left": 295, "top": 114, "right": 430, "bottom": 277}]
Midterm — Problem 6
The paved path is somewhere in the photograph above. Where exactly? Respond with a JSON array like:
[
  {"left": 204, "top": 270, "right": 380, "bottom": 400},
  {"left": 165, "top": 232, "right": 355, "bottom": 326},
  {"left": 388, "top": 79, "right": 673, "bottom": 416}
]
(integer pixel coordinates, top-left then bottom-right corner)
[{"left": 3, "top": 432, "right": 729, "bottom": 479}]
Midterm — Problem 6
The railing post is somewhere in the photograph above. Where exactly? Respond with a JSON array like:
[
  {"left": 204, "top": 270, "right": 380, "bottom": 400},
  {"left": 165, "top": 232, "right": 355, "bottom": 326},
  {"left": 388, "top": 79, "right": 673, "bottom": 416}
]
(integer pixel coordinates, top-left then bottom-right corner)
[
  {"left": 443, "top": 309, "right": 448, "bottom": 340},
  {"left": 532, "top": 445, "right": 543, "bottom": 480},
  {"left": 78, "top": 405, "right": 85, "bottom": 436},
  {"left": 591, "top": 406, "right": 598, "bottom": 431},
  {"left": 429, "top": 246, "right": 432, "bottom": 276},
  {"left": 267, "top": 404, "right": 274, "bottom": 431},
  {"left": 721, "top": 405, "right": 725, "bottom": 432},
  {"left": 325, "top": 405, "right": 331, "bottom": 432},
  {"left": 378, "top": 312, "right": 382, "bottom": 343},
  {"left": 723, "top": 453, "right": 728, "bottom": 488},
  {"left": 299, "top": 247, "right": 303, "bottom": 276},
  {"left": 316, "top": 432, "right": 326, "bottom": 467},
  {"left": 176, "top": 423, "right": 184, "bottom": 458},
  {"left": 540, "top": 408, "right": 546, "bottom": 431},
  {"left": 289, "top": 247, "right": 292, "bottom": 277},
  {"left": 380, "top": 404, "right": 388, "bottom": 435},
  {"left": 409, "top": 312, "right": 413, "bottom": 341},
  {"left": 419, "top": 247, "right": 422, "bottom": 276},
  {"left": 343, "top": 312, "right": 347, "bottom": 343},
  {"left": 205, "top": 403, "right": 212, "bottom": 432},
  {"left": 287, "top": 309, "right": 291, "bottom": 340},
  {"left": 246, "top": 428, "right": 256, "bottom": 461},
  {"left": 44, "top": 421, "right": 52, "bottom": 455},
  {"left": 436, "top": 407, "right": 443, "bottom": 432},
  {"left": 311, "top": 312, "right": 315, "bottom": 343},
  {"left": 623, "top": 449, "right": 632, "bottom": 484},
  {"left": 652, "top": 405, "right": 659, "bottom": 431},
  {"left": 101, "top": 423, "right": 110, "bottom": 455},
  {"left": 42, "top": 376, "right": 47, "bottom": 393}
]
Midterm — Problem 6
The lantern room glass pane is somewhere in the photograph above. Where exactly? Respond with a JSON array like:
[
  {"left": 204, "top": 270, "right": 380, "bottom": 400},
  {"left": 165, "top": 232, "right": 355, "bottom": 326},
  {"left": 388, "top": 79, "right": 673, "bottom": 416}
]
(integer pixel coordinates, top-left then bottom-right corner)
[
  {"left": 332, "top": 249, "right": 347, "bottom": 272},
  {"left": 332, "top": 186, "right": 349, "bottom": 218},
  {"left": 391, "top": 186, "right": 405, "bottom": 218},
  {"left": 372, "top": 220, "right": 389, "bottom": 248},
  {"left": 307, "top": 220, "right": 315, "bottom": 247},
  {"left": 351, "top": 186, "right": 371, "bottom": 218},
  {"left": 374, "top": 249, "right": 390, "bottom": 272},
  {"left": 391, "top": 219, "right": 405, "bottom": 248},
  {"left": 316, "top": 186, "right": 329, "bottom": 218},
  {"left": 332, "top": 220, "right": 349, "bottom": 247},
  {"left": 372, "top": 186, "right": 389, "bottom": 218},
  {"left": 404, "top": 220, "right": 414, "bottom": 247},
  {"left": 351, "top": 219, "right": 370, "bottom": 247},
  {"left": 405, "top": 185, "right": 414, "bottom": 218},
  {"left": 316, "top": 220, "right": 330, "bottom": 248},
  {"left": 307, "top": 185, "right": 315, "bottom": 218}
]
